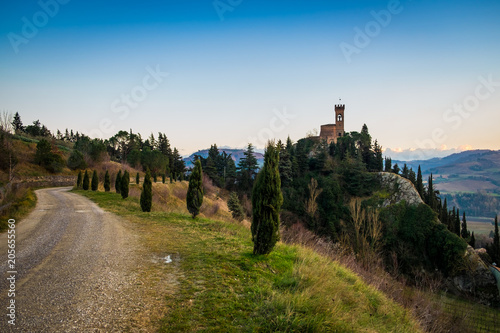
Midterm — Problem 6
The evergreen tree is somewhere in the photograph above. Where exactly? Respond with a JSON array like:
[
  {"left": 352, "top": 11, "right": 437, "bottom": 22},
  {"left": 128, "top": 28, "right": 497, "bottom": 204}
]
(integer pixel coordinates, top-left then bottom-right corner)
[
  {"left": 426, "top": 174, "right": 438, "bottom": 211},
  {"left": 104, "top": 170, "right": 110, "bottom": 192},
  {"left": 121, "top": 170, "right": 129, "bottom": 199},
  {"left": 91, "top": 170, "right": 98, "bottom": 191},
  {"left": 408, "top": 168, "right": 417, "bottom": 185},
  {"left": 76, "top": 170, "right": 83, "bottom": 188},
  {"left": 187, "top": 159, "right": 203, "bottom": 218},
  {"left": 373, "top": 140, "right": 384, "bottom": 171},
  {"left": 11, "top": 112, "right": 24, "bottom": 133},
  {"left": 416, "top": 165, "right": 424, "bottom": 199},
  {"left": 440, "top": 198, "right": 448, "bottom": 225},
  {"left": 384, "top": 157, "right": 392, "bottom": 172},
  {"left": 251, "top": 142, "right": 283, "bottom": 255},
  {"left": 115, "top": 170, "right": 122, "bottom": 193},
  {"left": 402, "top": 164, "right": 409, "bottom": 178},
  {"left": 162, "top": 173, "right": 166, "bottom": 183},
  {"left": 140, "top": 169, "right": 153, "bottom": 212},
  {"left": 469, "top": 232, "right": 475, "bottom": 248},
  {"left": 153, "top": 173, "right": 157, "bottom": 183},
  {"left": 392, "top": 163, "right": 400, "bottom": 175},
  {"left": 278, "top": 139, "right": 293, "bottom": 187},
  {"left": 237, "top": 143, "right": 259, "bottom": 192},
  {"left": 461, "top": 211, "right": 469, "bottom": 239},
  {"left": 493, "top": 215, "right": 500, "bottom": 262},
  {"left": 136, "top": 172, "right": 140, "bottom": 185},
  {"left": 83, "top": 170, "right": 90, "bottom": 190},
  {"left": 227, "top": 192, "right": 245, "bottom": 222},
  {"left": 454, "top": 208, "right": 461, "bottom": 237}
]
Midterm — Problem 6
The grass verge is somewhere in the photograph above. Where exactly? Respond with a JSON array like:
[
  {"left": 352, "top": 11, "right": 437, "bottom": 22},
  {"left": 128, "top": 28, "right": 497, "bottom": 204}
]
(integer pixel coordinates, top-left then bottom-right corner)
[
  {"left": 0, "top": 186, "right": 37, "bottom": 232},
  {"left": 76, "top": 189, "right": 422, "bottom": 332}
]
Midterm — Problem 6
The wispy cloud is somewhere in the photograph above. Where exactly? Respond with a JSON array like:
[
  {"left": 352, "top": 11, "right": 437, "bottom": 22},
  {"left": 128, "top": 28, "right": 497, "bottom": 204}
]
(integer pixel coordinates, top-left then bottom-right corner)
[{"left": 383, "top": 145, "right": 474, "bottom": 161}]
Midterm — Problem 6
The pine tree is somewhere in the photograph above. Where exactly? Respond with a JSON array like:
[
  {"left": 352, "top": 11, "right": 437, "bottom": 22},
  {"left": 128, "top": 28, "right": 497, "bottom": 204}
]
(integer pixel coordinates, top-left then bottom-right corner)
[
  {"left": 83, "top": 170, "right": 90, "bottom": 190},
  {"left": 402, "top": 164, "right": 409, "bottom": 178},
  {"left": 140, "top": 169, "right": 153, "bottom": 212},
  {"left": 115, "top": 170, "right": 122, "bottom": 193},
  {"left": 153, "top": 173, "right": 157, "bottom": 183},
  {"left": 440, "top": 198, "right": 448, "bottom": 225},
  {"left": 121, "top": 171, "right": 129, "bottom": 199},
  {"left": 373, "top": 140, "right": 384, "bottom": 172},
  {"left": 392, "top": 163, "right": 400, "bottom": 175},
  {"left": 11, "top": 112, "right": 23, "bottom": 133},
  {"left": 237, "top": 143, "right": 259, "bottom": 193},
  {"left": 251, "top": 142, "right": 283, "bottom": 255},
  {"left": 384, "top": 157, "right": 392, "bottom": 172},
  {"left": 227, "top": 192, "right": 245, "bottom": 222},
  {"left": 461, "top": 211, "right": 469, "bottom": 239},
  {"left": 76, "top": 170, "right": 83, "bottom": 188},
  {"left": 187, "top": 159, "right": 203, "bottom": 218},
  {"left": 426, "top": 174, "right": 437, "bottom": 211},
  {"left": 416, "top": 165, "right": 424, "bottom": 199},
  {"left": 91, "top": 170, "right": 98, "bottom": 191},
  {"left": 104, "top": 170, "right": 111, "bottom": 192},
  {"left": 408, "top": 168, "right": 417, "bottom": 185},
  {"left": 136, "top": 172, "right": 140, "bottom": 185},
  {"left": 278, "top": 139, "right": 292, "bottom": 187}
]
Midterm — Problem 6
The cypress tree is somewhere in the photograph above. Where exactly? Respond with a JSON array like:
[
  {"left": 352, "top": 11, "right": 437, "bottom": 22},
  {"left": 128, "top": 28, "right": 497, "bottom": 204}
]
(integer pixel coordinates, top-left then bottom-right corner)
[
  {"left": 251, "top": 142, "right": 283, "bottom": 255},
  {"left": 440, "top": 198, "right": 448, "bottom": 225},
  {"left": 91, "top": 170, "right": 98, "bottom": 191},
  {"left": 140, "top": 169, "right": 153, "bottom": 212},
  {"left": 162, "top": 173, "right": 166, "bottom": 183},
  {"left": 461, "top": 211, "right": 469, "bottom": 239},
  {"left": 121, "top": 171, "right": 129, "bottom": 199},
  {"left": 469, "top": 232, "right": 475, "bottom": 249},
  {"left": 76, "top": 170, "right": 83, "bottom": 188},
  {"left": 104, "top": 170, "right": 111, "bottom": 192},
  {"left": 392, "top": 163, "right": 400, "bottom": 175},
  {"left": 187, "top": 160, "right": 203, "bottom": 218},
  {"left": 115, "top": 170, "right": 122, "bottom": 193},
  {"left": 493, "top": 215, "right": 499, "bottom": 262},
  {"left": 454, "top": 208, "right": 461, "bottom": 236},
  {"left": 384, "top": 157, "right": 392, "bottom": 172},
  {"left": 136, "top": 172, "right": 140, "bottom": 185},
  {"left": 153, "top": 173, "right": 157, "bottom": 183},
  {"left": 170, "top": 173, "right": 173, "bottom": 183},
  {"left": 416, "top": 165, "right": 424, "bottom": 199},
  {"left": 83, "top": 170, "right": 90, "bottom": 190}
]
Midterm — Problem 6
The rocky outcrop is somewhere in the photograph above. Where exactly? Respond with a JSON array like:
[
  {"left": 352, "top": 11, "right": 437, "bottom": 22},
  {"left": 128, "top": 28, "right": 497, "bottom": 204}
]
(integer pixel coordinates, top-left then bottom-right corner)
[
  {"left": 378, "top": 172, "right": 423, "bottom": 207},
  {"left": 449, "top": 246, "right": 499, "bottom": 306}
]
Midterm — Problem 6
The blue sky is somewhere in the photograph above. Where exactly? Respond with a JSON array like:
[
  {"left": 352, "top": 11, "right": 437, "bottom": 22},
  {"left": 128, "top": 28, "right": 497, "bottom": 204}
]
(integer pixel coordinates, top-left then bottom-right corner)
[{"left": 1, "top": 0, "right": 499, "bottom": 159}]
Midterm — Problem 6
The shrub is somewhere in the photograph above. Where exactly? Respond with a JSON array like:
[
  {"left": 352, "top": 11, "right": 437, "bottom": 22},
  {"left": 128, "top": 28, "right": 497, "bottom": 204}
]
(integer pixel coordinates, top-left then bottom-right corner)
[
  {"left": 121, "top": 170, "right": 129, "bottom": 199},
  {"left": 140, "top": 169, "right": 152, "bottom": 212},
  {"left": 82, "top": 170, "right": 90, "bottom": 190},
  {"left": 187, "top": 160, "right": 203, "bottom": 218},
  {"left": 76, "top": 170, "right": 82, "bottom": 188},
  {"left": 91, "top": 170, "right": 98, "bottom": 191},
  {"left": 104, "top": 170, "right": 110, "bottom": 192},
  {"left": 67, "top": 149, "right": 87, "bottom": 170},
  {"left": 115, "top": 170, "right": 122, "bottom": 193},
  {"left": 228, "top": 192, "right": 245, "bottom": 221}
]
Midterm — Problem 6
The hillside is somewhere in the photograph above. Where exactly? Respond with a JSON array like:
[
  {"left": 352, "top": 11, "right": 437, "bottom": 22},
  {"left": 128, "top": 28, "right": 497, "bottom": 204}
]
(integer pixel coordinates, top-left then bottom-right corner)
[
  {"left": 393, "top": 149, "right": 500, "bottom": 194},
  {"left": 184, "top": 148, "right": 264, "bottom": 169},
  {"left": 76, "top": 182, "right": 423, "bottom": 332}
]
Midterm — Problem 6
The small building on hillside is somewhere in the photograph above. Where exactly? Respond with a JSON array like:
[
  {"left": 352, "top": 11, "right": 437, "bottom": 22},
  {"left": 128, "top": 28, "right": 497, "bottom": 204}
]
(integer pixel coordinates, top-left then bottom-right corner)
[{"left": 318, "top": 104, "right": 345, "bottom": 144}]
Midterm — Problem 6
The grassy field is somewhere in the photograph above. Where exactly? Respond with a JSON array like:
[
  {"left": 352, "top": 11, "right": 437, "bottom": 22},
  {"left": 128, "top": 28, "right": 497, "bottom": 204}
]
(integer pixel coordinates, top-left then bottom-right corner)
[
  {"left": 468, "top": 220, "right": 495, "bottom": 236},
  {"left": 76, "top": 187, "right": 422, "bottom": 332}
]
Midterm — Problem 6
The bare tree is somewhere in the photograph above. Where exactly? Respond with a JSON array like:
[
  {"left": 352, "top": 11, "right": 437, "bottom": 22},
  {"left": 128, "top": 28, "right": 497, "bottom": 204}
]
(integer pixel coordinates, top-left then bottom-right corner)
[
  {"left": 0, "top": 110, "right": 13, "bottom": 134},
  {"left": 305, "top": 178, "right": 323, "bottom": 218}
]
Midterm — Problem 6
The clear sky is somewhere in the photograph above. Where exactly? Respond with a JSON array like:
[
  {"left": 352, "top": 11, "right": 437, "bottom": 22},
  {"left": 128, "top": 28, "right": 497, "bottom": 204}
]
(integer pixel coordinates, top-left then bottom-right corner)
[{"left": 1, "top": 0, "right": 499, "bottom": 159}]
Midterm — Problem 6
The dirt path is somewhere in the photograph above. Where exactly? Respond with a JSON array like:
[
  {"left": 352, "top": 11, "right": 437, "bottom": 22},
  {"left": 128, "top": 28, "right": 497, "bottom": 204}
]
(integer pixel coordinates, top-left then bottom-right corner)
[{"left": 0, "top": 187, "right": 162, "bottom": 332}]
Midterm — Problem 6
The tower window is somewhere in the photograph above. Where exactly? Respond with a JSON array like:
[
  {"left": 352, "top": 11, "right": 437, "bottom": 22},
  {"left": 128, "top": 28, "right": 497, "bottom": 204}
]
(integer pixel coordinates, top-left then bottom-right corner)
[{"left": 337, "top": 114, "right": 343, "bottom": 122}]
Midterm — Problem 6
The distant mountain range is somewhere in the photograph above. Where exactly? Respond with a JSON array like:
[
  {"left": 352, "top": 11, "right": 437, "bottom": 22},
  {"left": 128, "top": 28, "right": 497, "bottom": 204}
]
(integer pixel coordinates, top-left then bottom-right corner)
[
  {"left": 183, "top": 148, "right": 264, "bottom": 169},
  {"left": 393, "top": 150, "right": 500, "bottom": 194}
]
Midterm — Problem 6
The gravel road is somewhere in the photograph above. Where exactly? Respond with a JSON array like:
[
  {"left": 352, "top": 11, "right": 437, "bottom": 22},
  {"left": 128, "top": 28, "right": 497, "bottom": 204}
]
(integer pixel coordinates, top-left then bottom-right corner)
[{"left": 0, "top": 187, "right": 156, "bottom": 332}]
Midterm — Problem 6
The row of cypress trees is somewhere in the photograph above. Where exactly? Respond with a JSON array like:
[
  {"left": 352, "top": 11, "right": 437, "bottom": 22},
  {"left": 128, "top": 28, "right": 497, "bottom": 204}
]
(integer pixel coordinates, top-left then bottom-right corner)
[{"left": 76, "top": 169, "right": 129, "bottom": 198}]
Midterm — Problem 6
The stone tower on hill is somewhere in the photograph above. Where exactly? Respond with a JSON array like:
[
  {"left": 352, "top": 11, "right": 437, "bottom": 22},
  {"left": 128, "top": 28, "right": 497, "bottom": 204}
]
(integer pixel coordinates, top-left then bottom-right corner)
[{"left": 319, "top": 104, "right": 345, "bottom": 144}]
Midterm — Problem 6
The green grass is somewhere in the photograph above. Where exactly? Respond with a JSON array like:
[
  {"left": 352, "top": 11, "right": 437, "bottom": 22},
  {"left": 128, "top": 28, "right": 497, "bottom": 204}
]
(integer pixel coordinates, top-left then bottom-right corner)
[
  {"left": 0, "top": 187, "right": 37, "bottom": 232},
  {"left": 75, "top": 189, "right": 422, "bottom": 332}
]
